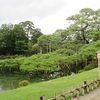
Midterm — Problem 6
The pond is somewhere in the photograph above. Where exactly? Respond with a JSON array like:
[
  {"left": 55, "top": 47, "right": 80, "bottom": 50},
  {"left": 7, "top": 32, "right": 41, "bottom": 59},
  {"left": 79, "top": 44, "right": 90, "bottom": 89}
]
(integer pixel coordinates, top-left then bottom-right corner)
[
  {"left": 0, "top": 75, "right": 46, "bottom": 92},
  {"left": 0, "top": 75, "right": 30, "bottom": 92},
  {"left": 0, "top": 79, "right": 18, "bottom": 92}
]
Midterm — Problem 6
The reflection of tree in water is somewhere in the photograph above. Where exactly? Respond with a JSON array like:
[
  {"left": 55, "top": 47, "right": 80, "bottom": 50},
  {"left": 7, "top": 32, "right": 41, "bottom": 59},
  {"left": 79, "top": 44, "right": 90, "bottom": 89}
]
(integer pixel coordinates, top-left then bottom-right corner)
[
  {"left": 0, "top": 75, "right": 30, "bottom": 92},
  {"left": 0, "top": 80, "right": 18, "bottom": 92}
]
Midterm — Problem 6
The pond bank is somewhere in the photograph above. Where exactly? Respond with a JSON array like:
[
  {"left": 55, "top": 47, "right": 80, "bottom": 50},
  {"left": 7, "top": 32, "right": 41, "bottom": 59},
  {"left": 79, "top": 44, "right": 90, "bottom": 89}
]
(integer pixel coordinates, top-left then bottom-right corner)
[{"left": 0, "top": 74, "right": 46, "bottom": 92}]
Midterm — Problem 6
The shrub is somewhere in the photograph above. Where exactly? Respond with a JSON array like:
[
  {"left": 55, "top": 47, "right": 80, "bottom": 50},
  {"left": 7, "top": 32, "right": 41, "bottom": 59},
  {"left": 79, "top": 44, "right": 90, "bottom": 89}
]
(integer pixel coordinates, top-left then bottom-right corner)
[
  {"left": 19, "top": 80, "right": 30, "bottom": 87},
  {"left": 84, "top": 63, "right": 97, "bottom": 71},
  {"left": 78, "top": 70, "right": 84, "bottom": 73}
]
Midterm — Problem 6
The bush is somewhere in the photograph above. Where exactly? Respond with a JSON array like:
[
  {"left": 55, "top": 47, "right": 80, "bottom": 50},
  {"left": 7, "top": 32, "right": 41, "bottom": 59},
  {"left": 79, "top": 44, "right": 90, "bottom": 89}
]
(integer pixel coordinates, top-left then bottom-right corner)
[
  {"left": 84, "top": 63, "right": 97, "bottom": 71},
  {"left": 19, "top": 80, "right": 30, "bottom": 87},
  {"left": 78, "top": 70, "right": 84, "bottom": 73}
]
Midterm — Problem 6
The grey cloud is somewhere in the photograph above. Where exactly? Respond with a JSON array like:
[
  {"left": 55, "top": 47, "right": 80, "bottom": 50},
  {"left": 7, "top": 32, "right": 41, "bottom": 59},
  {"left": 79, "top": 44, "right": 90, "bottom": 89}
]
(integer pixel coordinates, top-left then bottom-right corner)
[{"left": 0, "top": 0, "right": 68, "bottom": 23}]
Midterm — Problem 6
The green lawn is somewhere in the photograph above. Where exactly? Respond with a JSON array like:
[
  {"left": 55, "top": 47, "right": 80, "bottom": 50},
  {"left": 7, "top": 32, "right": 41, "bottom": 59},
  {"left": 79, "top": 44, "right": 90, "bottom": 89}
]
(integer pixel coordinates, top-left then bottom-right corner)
[{"left": 0, "top": 68, "right": 98, "bottom": 100}]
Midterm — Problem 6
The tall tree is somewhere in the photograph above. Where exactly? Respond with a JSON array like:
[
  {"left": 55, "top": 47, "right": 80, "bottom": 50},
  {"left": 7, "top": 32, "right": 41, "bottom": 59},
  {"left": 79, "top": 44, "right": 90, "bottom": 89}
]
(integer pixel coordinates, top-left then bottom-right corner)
[
  {"left": 37, "top": 34, "right": 52, "bottom": 53},
  {"left": 0, "top": 23, "right": 29, "bottom": 55},
  {"left": 13, "top": 24, "right": 28, "bottom": 54},
  {"left": 67, "top": 8, "right": 100, "bottom": 44},
  {"left": 19, "top": 21, "right": 35, "bottom": 41},
  {"left": 0, "top": 24, "right": 14, "bottom": 54},
  {"left": 31, "top": 28, "right": 43, "bottom": 45}
]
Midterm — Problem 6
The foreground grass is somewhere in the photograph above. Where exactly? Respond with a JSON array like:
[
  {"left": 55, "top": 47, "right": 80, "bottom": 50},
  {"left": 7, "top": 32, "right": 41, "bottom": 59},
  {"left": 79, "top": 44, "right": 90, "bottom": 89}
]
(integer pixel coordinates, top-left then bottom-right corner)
[{"left": 0, "top": 68, "right": 98, "bottom": 100}]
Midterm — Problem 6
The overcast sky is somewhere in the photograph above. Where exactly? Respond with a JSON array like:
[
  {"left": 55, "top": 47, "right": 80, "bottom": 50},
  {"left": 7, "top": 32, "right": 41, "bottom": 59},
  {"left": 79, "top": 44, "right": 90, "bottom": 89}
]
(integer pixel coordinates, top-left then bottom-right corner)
[{"left": 0, "top": 0, "right": 100, "bottom": 34}]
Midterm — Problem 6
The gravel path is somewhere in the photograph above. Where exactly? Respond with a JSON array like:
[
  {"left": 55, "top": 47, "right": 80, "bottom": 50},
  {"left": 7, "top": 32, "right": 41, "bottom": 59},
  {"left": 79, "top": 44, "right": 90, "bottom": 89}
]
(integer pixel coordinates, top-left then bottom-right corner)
[{"left": 73, "top": 87, "right": 100, "bottom": 100}]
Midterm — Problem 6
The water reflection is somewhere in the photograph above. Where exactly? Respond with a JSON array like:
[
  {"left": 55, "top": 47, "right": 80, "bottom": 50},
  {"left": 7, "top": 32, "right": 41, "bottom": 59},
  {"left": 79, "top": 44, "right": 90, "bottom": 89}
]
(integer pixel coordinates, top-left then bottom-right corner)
[
  {"left": 0, "top": 75, "right": 46, "bottom": 92},
  {"left": 0, "top": 80, "right": 18, "bottom": 92}
]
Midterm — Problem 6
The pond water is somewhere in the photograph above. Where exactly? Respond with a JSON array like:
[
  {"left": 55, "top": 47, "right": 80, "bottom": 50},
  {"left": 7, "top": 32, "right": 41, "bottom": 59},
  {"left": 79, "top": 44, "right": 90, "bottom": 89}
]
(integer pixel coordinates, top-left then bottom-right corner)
[
  {"left": 0, "top": 75, "right": 45, "bottom": 92},
  {"left": 0, "top": 80, "right": 18, "bottom": 92},
  {"left": 0, "top": 75, "right": 28, "bottom": 92}
]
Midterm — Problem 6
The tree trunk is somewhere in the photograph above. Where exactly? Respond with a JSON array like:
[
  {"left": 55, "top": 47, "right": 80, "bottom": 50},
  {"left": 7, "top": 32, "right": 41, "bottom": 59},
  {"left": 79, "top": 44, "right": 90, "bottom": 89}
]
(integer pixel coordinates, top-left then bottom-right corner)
[
  {"left": 40, "top": 46, "right": 42, "bottom": 54},
  {"left": 49, "top": 41, "right": 51, "bottom": 52}
]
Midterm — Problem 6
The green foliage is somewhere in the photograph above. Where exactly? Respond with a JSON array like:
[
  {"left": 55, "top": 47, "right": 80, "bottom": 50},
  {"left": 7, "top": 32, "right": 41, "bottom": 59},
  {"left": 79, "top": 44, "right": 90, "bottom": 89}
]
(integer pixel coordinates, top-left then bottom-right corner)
[
  {"left": 0, "top": 40, "right": 99, "bottom": 76},
  {"left": 0, "top": 8, "right": 100, "bottom": 77},
  {"left": 0, "top": 21, "right": 42, "bottom": 55},
  {"left": 78, "top": 70, "right": 84, "bottom": 73},
  {"left": 31, "top": 28, "right": 43, "bottom": 45},
  {"left": 0, "top": 68, "right": 98, "bottom": 100},
  {"left": 0, "top": 56, "right": 25, "bottom": 74},
  {"left": 79, "top": 40, "right": 100, "bottom": 58},
  {"left": 32, "top": 43, "right": 39, "bottom": 54},
  {"left": 84, "top": 63, "right": 97, "bottom": 71},
  {"left": 20, "top": 53, "right": 60, "bottom": 78},
  {"left": 0, "top": 23, "right": 28, "bottom": 55},
  {"left": 67, "top": 8, "right": 100, "bottom": 44},
  {"left": 19, "top": 80, "right": 30, "bottom": 87},
  {"left": 55, "top": 49, "right": 74, "bottom": 56}
]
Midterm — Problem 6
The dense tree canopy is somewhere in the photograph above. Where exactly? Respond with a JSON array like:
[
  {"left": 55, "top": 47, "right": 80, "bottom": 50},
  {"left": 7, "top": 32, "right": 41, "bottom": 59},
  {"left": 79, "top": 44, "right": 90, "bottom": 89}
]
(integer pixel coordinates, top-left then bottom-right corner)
[
  {"left": 0, "top": 8, "right": 100, "bottom": 78},
  {"left": 67, "top": 8, "right": 100, "bottom": 44},
  {"left": 0, "top": 21, "right": 43, "bottom": 55}
]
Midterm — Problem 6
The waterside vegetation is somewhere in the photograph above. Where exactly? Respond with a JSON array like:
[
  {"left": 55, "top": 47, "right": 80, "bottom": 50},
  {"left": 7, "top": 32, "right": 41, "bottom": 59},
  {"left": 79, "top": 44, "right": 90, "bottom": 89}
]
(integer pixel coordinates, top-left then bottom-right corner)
[{"left": 0, "top": 68, "right": 98, "bottom": 100}]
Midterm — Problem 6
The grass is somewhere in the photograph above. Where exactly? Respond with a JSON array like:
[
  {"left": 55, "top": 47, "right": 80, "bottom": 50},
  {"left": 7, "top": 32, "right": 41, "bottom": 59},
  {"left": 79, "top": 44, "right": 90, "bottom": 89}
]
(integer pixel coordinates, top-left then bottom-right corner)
[{"left": 0, "top": 68, "right": 98, "bottom": 100}]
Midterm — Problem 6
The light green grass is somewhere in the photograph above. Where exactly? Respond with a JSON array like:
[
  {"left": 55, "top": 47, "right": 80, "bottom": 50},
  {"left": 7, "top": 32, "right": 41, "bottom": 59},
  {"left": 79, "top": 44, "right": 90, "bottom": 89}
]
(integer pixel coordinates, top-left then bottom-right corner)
[{"left": 0, "top": 68, "right": 98, "bottom": 100}]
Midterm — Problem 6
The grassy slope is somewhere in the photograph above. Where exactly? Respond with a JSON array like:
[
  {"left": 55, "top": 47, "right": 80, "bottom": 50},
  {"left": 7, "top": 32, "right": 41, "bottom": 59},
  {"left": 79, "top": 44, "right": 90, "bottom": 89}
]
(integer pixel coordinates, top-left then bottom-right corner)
[{"left": 0, "top": 68, "right": 98, "bottom": 100}]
